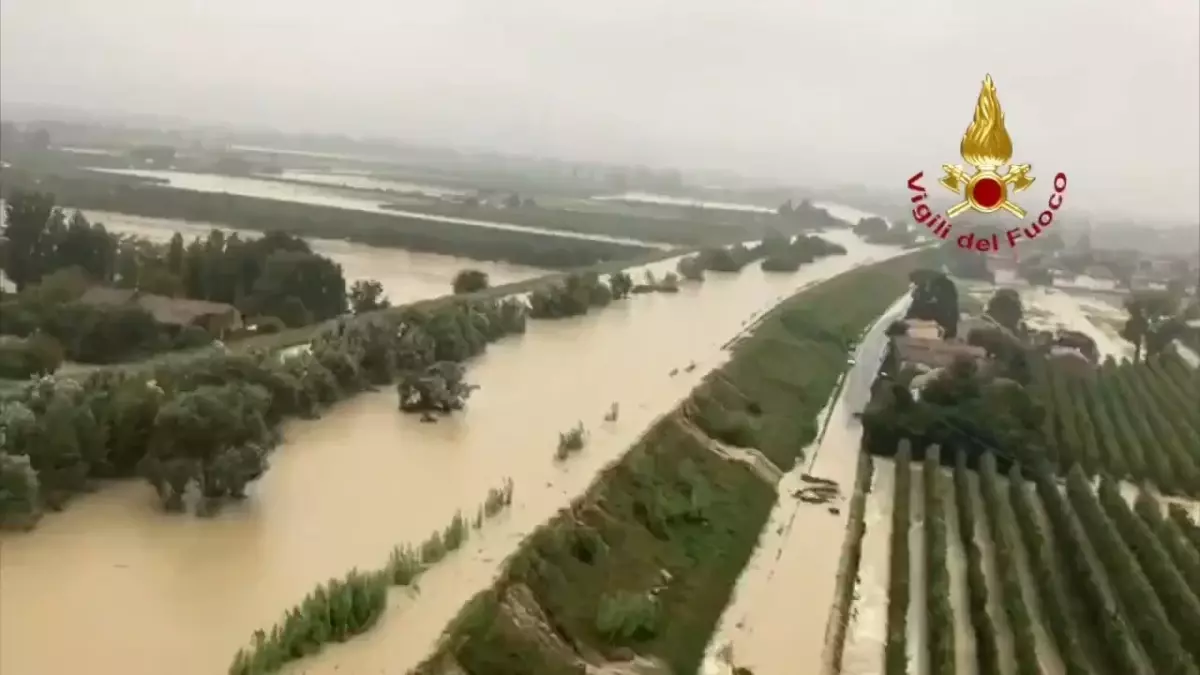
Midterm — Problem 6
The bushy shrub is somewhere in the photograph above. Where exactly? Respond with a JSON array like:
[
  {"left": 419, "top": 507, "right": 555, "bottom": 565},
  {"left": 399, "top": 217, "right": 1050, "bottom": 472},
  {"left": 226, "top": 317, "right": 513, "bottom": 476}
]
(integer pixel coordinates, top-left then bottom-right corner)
[{"left": 595, "top": 591, "right": 660, "bottom": 643}]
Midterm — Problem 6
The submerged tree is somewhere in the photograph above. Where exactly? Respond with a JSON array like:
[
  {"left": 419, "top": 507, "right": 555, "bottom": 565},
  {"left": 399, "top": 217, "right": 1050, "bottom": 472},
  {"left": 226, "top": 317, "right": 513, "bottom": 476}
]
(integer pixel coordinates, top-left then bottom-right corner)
[
  {"left": 397, "top": 361, "right": 477, "bottom": 413},
  {"left": 452, "top": 269, "right": 490, "bottom": 295}
]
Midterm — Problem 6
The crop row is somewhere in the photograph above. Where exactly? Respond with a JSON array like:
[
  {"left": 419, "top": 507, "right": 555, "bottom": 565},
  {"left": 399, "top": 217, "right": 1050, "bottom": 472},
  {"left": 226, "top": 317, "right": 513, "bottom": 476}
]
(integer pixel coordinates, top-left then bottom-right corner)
[
  {"left": 971, "top": 454, "right": 1031, "bottom": 675},
  {"left": 1095, "top": 479, "right": 1200, "bottom": 666},
  {"left": 923, "top": 446, "right": 955, "bottom": 675},
  {"left": 1006, "top": 464, "right": 1092, "bottom": 675},
  {"left": 883, "top": 442, "right": 912, "bottom": 675},
  {"left": 1035, "top": 355, "right": 1200, "bottom": 496}
]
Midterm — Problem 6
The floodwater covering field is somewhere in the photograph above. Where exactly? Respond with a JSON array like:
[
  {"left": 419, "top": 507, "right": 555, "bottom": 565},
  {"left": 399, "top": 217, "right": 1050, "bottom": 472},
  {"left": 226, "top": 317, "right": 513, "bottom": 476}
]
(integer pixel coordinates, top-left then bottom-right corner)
[
  {"left": 700, "top": 292, "right": 913, "bottom": 675},
  {"left": 592, "top": 191, "right": 777, "bottom": 214},
  {"left": 272, "top": 169, "right": 466, "bottom": 198},
  {"left": 842, "top": 457, "right": 895, "bottom": 675},
  {"left": 88, "top": 210, "right": 544, "bottom": 304},
  {"left": 0, "top": 230, "right": 906, "bottom": 675},
  {"left": 90, "top": 168, "right": 668, "bottom": 247}
]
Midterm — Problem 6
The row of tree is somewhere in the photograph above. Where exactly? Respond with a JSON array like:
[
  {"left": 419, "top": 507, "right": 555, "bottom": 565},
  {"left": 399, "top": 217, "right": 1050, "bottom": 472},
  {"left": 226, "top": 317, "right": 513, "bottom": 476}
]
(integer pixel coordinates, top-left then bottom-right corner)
[
  {"left": 760, "top": 234, "right": 847, "bottom": 272},
  {"left": 1034, "top": 355, "right": 1200, "bottom": 495},
  {"left": 1005, "top": 462, "right": 1093, "bottom": 674},
  {"left": 923, "top": 446, "right": 955, "bottom": 675},
  {"left": 1096, "top": 479, "right": 1200, "bottom": 665},
  {"left": 0, "top": 295, "right": 530, "bottom": 527},
  {"left": 883, "top": 442, "right": 912, "bottom": 675},
  {"left": 7, "top": 229, "right": 850, "bottom": 528},
  {"left": 955, "top": 452, "right": 1003, "bottom": 675},
  {"left": 0, "top": 191, "right": 366, "bottom": 367},
  {"left": 852, "top": 216, "right": 921, "bottom": 247},
  {"left": 1060, "top": 469, "right": 1196, "bottom": 674},
  {"left": 1139, "top": 497, "right": 1200, "bottom": 600},
  {"left": 1033, "top": 465, "right": 1157, "bottom": 675}
]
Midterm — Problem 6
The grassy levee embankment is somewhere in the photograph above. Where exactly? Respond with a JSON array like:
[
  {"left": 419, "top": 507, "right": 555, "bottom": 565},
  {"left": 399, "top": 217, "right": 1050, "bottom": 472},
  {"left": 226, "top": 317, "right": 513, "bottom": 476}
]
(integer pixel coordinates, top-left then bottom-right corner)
[{"left": 408, "top": 251, "right": 929, "bottom": 675}]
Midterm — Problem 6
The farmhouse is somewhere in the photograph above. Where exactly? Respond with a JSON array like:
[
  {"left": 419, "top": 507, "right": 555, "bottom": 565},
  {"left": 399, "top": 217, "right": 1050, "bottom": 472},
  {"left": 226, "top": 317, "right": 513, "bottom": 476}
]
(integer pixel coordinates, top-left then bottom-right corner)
[
  {"left": 79, "top": 287, "right": 243, "bottom": 337},
  {"left": 893, "top": 335, "right": 987, "bottom": 370}
]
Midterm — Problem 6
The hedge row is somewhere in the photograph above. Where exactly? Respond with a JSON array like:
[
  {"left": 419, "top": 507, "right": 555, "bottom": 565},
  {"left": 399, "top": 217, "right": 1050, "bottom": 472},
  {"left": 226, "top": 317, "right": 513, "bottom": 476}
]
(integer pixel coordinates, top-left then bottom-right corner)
[
  {"left": 826, "top": 450, "right": 876, "bottom": 673},
  {"left": 1168, "top": 504, "right": 1200, "bottom": 554},
  {"left": 883, "top": 441, "right": 913, "bottom": 675},
  {"left": 1096, "top": 480, "right": 1200, "bottom": 666},
  {"left": 973, "top": 453, "right": 1035, "bottom": 675},
  {"left": 1135, "top": 494, "right": 1200, "bottom": 599},
  {"left": 1036, "top": 356, "right": 1200, "bottom": 496},
  {"left": 1062, "top": 468, "right": 1194, "bottom": 675},
  {"left": 1035, "top": 466, "right": 1147, "bottom": 675},
  {"left": 923, "top": 446, "right": 955, "bottom": 675},
  {"left": 1006, "top": 465, "right": 1092, "bottom": 675}
]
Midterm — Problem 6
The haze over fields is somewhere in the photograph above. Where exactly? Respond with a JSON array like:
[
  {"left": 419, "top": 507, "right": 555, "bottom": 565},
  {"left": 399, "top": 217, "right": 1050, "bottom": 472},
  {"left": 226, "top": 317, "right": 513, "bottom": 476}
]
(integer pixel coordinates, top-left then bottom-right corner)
[{"left": 1, "top": 0, "right": 1197, "bottom": 222}]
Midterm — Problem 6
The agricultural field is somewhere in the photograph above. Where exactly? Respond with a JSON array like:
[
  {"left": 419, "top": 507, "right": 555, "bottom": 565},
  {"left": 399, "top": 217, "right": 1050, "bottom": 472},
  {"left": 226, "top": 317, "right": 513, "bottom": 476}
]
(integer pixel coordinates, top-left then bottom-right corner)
[{"left": 844, "top": 352, "right": 1200, "bottom": 675}]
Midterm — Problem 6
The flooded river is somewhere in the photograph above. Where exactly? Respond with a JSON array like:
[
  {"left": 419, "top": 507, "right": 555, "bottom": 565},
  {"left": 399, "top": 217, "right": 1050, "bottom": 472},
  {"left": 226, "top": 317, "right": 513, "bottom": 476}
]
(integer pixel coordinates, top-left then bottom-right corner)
[
  {"left": 0, "top": 230, "right": 906, "bottom": 675},
  {"left": 86, "top": 210, "right": 544, "bottom": 305},
  {"left": 90, "top": 168, "right": 670, "bottom": 247}
]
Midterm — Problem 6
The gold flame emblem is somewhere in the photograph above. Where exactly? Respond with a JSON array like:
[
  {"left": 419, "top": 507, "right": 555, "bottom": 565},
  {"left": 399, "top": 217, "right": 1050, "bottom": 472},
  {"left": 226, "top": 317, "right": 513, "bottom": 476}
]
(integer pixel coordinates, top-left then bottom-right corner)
[{"left": 939, "top": 75, "right": 1034, "bottom": 219}]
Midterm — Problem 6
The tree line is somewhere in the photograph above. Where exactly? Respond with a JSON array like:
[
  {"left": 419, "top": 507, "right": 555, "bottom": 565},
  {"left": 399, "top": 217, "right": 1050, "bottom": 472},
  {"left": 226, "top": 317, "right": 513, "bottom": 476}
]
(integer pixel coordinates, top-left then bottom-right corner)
[
  {"left": 1034, "top": 354, "right": 1200, "bottom": 496},
  {"left": 0, "top": 294, "right": 531, "bottom": 527},
  {"left": 0, "top": 231, "right": 858, "bottom": 529},
  {"left": 881, "top": 444, "right": 1200, "bottom": 675},
  {"left": 1, "top": 190, "right": 358, "bottom": 372}
]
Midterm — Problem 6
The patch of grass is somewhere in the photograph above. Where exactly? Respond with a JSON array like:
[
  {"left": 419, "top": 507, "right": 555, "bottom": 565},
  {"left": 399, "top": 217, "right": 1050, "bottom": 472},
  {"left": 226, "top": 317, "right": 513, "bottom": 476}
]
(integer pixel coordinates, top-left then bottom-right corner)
[{"left": 228, "top": 477, "right": 516, "bottom": 675}]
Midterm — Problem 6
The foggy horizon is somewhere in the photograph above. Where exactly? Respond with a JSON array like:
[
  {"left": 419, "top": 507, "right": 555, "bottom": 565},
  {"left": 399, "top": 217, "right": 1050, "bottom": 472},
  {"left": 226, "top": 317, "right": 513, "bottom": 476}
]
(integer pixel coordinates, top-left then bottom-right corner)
[{"left": 2, "top": 0, "right": 1198, "bottom": 224}]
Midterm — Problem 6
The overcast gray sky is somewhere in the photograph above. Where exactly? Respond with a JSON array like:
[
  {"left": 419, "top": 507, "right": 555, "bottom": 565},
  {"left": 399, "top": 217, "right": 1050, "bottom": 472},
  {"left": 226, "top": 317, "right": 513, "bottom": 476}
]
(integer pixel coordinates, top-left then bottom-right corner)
[{"left": 1, "top": 0, "right": 1198, "bottom": 223}]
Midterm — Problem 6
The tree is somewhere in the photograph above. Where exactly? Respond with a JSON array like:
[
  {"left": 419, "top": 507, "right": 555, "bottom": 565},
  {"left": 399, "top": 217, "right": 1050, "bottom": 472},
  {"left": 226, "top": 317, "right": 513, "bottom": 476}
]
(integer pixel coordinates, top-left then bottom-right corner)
[
  {"left": 348, "top": 279, "right": 390, "bottom": 314},
  {"left": 166, "top": 232, "right": 185, "bottom": 275},
  {"left": 609, "top": 271, "right": 634, "bottom": 298},
  {"left": 274, "top": 297, "right": 313, "bottom": 328},
  {"left": 908, "top": 271, "right": 960, "bottom": 339},
  {"left": 985, "top": 288, "right": 1023, "bottom": 332},
  {"left": 452, "top": 269, "right": 490, "bottom": 295},
  {"left": 2, "top": 191, "right": 58, "bottom": 290},
  {"left": 853, "top": 217, "right": 889, "bottom": 239},
  {"left": 1122, "top": 290, "right": 1180, "bottom": 362},
  {"left": 246, "top": 251, "right": 347, "bottom": 322}
]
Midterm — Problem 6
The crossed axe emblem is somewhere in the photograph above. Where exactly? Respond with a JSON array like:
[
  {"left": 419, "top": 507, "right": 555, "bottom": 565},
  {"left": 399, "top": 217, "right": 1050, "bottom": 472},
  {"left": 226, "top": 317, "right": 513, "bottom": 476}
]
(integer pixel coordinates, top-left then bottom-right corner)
[{"left": 939, "top": 164, "right": 1035, "bottom": 219}]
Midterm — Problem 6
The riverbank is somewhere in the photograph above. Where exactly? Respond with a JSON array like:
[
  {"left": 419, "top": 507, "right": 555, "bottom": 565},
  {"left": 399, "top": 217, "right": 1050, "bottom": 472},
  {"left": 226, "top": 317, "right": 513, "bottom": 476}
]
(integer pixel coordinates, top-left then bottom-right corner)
[{"left": 405, "top": 250, "right": 929, "bottom": 675}]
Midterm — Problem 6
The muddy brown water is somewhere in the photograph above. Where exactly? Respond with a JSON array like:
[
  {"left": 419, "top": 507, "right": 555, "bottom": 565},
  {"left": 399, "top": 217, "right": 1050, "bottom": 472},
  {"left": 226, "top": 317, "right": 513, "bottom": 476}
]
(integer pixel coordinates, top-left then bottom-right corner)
[
  {"left": 998, "top": 473, "right": 1067, "bottom": 675},
  {"left": 841, "top": 457, "right": 896, "bottom": 675},
  {"left": 944, "top": 469, "right": 979, "bottom": 675},
  {"left": 0, "top": 231, "right": 904, "bottom": 675},
  {"left": 907, "top": 466, "right": 929, "bottom": 675},
  {"left": 971, "top": 470, "right": 1016, "bottom": 675},
  {"left": 699, "top": 293, "right": 913, "bottom": 675}
]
